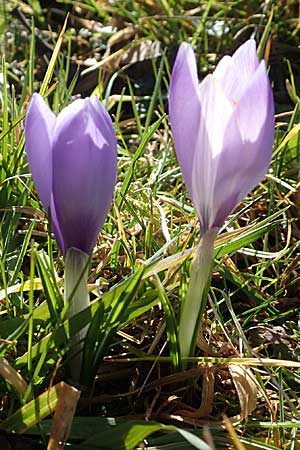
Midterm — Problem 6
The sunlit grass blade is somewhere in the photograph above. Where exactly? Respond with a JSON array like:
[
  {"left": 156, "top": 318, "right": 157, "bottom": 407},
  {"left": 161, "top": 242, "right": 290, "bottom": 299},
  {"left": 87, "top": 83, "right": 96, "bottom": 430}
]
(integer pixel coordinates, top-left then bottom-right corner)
[
  {"left": 153, "top": 274, "right": 181, "bottom": 370},
  {"left": 35, "top": 249, "right": 63, "bottom": 320},
  {"left": 81, "top": 265, "right": 146, "bottom": 384},
  {"left": 0, "top": 382, "right": 72, "bottom": 433},
  {"left": 74, "top": 420, "right": 211, "bottom": 450},
  {"left": 116, "top": 115, "right": 165, "bottom": 209},
  {"left": 39, "top": 15, "right": 68, "bottom": 96}
]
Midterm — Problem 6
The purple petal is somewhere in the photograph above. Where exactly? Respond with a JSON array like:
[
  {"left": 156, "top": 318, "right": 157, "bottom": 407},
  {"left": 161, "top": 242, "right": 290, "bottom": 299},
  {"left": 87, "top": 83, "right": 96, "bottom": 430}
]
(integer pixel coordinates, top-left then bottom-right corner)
[
  {"left": 169, "top": 43, "right": 201, "bottom": 196},
  {"left": 232, "top": 39, "right": 259, "bottom": 77},
  {"left": 190, "top": 75, "right": 235, "bottom": 233},
  {"left": 214, "top": 39, "right": 259, "bottom": 102},
  {"left": 25, "top": 93, "right": 56, "bottom": 212},
  {"left": 208, "top": 117, "right": 244, "bottom": 228},
  {"left": 52, "top": 98, "right": 117, "bottom": 255},
  {"left": 235, "top": 61, "right": 274, "bottom": 146},
  {"left": 211, "top": 61, "right": 274, "bottom": 227},
  {"left": 50, "top": 194, "right": 65, "bottom": 255},
  {"left": 168, "top": 40, "right": 274, "bottom": 234},
  {"left": 89, "top": 97, "right": 117, "bottom": 149}
]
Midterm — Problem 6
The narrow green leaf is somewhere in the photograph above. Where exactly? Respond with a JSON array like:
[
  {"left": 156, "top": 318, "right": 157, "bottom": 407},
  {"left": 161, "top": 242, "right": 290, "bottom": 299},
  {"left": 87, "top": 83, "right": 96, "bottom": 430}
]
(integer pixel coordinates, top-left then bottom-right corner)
[
  {"left": 82, "top": 265, "right": 146, "bottom": 384},
  {"left": 153, "top": 274, "right": 181, "bottom": 370},
  {"left": 76, "top": 420, "right": 210, "bottom": 450},
  {"left": 116, "top": 115, "right": 165, "bottom": 209},
  {"left": 35, "top": 250, "right": 63, "bottom": 320},
  {"left": 0, "top": 382, "right": 62, "bottom": 432},
  {"left": 39, "top": 16, "right": 68, "bottom": 96}
]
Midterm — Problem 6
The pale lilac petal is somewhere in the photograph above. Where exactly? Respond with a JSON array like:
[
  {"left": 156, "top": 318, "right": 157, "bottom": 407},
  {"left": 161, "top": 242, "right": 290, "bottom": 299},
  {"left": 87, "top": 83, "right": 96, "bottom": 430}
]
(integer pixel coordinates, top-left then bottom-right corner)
[
  {"left": 169, "top": 43, "right": 201, "bottom": 196},
  {"left": 211, "top": 61, "right": 274, "bottom": 228},
  {"left": 213, "top": 55, "right": 233, "bottom": 82},
  {"left": 232, "top": 39, "right": 259, "bottom": 77},
  {"left": 235, "top": 60, "right": 274, "bottom": 146},
  {"left": 25, "top": 93, "right": 56, "bottom": 212},
  {"left": 208, "top": 118, "right": 244, "bottom": 228},
  {"left": 214, "top": 39, "right": 259, "bottom": 102},
  {"left": 169, "top": 39, "right": 274, "bottom": 234},
  {"left": 55, "top": 98, "right": 86, "bottom": 128},
  {"left": 52, "top": 99, "right": 117, "bottom": 255},
  {"left": 89, "top": 97, "right": 116, "bottom": 140},
  {"left": 191, "top": 75, "right": 234, "bottom": 232}
]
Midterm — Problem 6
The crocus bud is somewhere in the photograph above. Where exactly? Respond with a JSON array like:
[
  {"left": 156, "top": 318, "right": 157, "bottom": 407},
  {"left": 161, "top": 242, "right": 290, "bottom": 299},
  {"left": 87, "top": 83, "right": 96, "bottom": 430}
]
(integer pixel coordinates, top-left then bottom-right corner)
[
  {"left": 25, "top": 94, "right": 117, "bottom": 380},
  {"left": 169, "top": 40, "right": 275, "bottom": 360},
  {"left": 25, "top": 93, "right": 117, "bottom": 256},
  {"left": 169, "top": 39, "right": 274, "bottom": 234}
]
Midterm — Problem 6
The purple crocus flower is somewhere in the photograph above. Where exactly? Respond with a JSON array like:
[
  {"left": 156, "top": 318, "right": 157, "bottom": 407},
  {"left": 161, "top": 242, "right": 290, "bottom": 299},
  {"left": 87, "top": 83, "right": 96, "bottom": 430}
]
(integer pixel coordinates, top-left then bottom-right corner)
[
  {"left": 169, "top": 39, "right": 274, "bottom": 234},
  {"left": 25, "top": 93, "right": 117, "bottom": 256},
  {"left": 169, "top": 40, "right": 275, "bottom": 360}
]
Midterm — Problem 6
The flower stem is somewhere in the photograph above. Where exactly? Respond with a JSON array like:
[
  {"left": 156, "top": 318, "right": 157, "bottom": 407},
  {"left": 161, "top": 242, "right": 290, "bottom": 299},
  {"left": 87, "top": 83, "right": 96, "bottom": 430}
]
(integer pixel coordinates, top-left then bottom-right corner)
[
  {"left": 64, "top": 247, "right": 90, "bottom": 381},
  {"left": 178, "top": 228, "right": 218, "bottom": 361}
]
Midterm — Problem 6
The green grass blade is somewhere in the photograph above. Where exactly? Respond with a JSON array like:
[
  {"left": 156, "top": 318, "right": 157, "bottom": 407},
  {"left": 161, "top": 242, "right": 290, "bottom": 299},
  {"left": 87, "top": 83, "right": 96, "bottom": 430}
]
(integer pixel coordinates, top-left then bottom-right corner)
[{"left": 153, "top": 274, "right": 181, "bottom": 370}]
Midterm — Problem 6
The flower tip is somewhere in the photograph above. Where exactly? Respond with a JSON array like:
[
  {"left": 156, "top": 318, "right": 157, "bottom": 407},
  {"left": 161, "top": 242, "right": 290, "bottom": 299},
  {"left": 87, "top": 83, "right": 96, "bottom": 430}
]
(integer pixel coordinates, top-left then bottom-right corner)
[
  {"left": 89, "top": 95, "right": 106, "bottom": 116},
  {"left": 31, "top": 92, "right": 41, "bottom": 100},
  {"left": 233, "top": 37, "right": 258, "bottom": 61},
  {"left": 27, "top": 92, "right": 44, "bottom": 113},
  {"left": 171, "top": 42, "right": 198, "bottom": 89},
  {"left": 176, "top": 42, "right": 194, "bottom": 62},
  {"left": 238, "top": 38, "right": 257, "bottom": 52},
  {"left": 178, "top": 41, "right": 192, "bottom": 51},
  {"left": 245, "top": 37, "right": 257, "bottom": 48},
  {"left": 90, "top": 95, "right": 101, "bottom": 107}
]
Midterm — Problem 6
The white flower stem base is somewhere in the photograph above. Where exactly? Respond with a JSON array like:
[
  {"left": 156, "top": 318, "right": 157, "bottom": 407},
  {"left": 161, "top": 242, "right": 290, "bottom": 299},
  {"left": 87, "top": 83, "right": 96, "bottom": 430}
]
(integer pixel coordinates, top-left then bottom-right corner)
[
  {"left": 64, "top": 247, "right": 90, "bottom": 381},
  {"left": 178, "top": 228, "right": 218, "bottom": 361}
]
